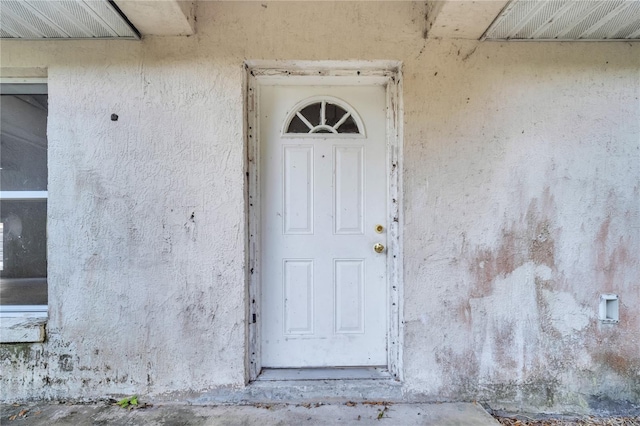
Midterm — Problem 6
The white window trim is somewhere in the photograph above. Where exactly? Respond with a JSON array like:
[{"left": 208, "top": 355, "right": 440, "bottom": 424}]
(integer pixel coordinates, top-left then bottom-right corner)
[
  {"left": 0, "top": 305, "right": 47, "bottom": 318},
  {"left": 0, "top": 191, "right": 47, "bottom": 200},
  {"left": 282, "top": 95, "right": 366, "bottom": 138},
  {"left": 0, "top": 79, "right": 48, "bottom": 342},
  {"left": 0, "top": 77, "right": 47, "bottom": 86}
]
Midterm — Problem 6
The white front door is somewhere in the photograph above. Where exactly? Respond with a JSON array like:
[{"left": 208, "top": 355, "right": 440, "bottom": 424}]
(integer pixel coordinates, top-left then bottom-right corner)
[{"left": 260, "top": 83, "right": 388, "bottom": 368}]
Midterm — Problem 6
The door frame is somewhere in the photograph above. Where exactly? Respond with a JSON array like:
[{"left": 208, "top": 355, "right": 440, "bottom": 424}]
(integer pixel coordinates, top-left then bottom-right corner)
[{"left": 244, "top": 61, "right": 404, "bottom": 382}]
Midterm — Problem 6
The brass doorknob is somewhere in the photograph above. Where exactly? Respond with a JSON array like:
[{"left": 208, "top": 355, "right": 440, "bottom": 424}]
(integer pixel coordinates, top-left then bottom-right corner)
[{"left": 373, "top": 243, "right": 385, "bottom": 253}]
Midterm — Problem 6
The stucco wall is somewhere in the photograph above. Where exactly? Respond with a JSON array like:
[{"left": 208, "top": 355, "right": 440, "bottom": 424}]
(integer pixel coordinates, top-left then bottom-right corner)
[{"left": 1, "top": 2, "right": 638, "bottom": 414}]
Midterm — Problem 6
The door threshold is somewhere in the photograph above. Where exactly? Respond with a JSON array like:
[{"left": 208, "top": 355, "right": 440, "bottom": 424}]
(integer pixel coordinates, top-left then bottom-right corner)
[
  {"left": 257, "top": 367, "right": 392, "bottom": 381},
  {"left": 193, "top": 369, "right": 402, "bottom": 404}
]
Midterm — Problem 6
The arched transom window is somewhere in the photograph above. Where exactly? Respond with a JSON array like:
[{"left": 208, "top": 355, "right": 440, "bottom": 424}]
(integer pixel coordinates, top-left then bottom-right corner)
[{"left": 284, "top": 97, "right": 364, "bottom": 135}]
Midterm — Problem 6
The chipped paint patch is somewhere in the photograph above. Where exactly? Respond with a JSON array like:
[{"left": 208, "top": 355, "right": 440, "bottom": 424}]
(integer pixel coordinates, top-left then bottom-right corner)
[
  {"left": 542, "top": 290, "right": 591, "bottom": 335},
  {"left": 470, "top": 262, "right": 544, "bottom": 381}
]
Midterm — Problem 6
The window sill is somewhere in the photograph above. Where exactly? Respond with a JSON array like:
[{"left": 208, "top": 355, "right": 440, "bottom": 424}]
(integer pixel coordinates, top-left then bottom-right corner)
[{"left": 0, "top": 316, "right": 46, "bottom": 343}]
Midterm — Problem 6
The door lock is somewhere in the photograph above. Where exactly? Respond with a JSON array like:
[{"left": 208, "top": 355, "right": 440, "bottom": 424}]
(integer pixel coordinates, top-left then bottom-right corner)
[
  {"left": 375, "top": 224, "right": 384, "bottom": 233},
  {"left": 373, "top": 243, "right": 385, "bottom": 253}
]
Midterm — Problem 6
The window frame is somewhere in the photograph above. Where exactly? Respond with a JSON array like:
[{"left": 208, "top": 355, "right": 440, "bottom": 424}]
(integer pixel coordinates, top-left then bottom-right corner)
[
  {"left": 281, "top": 95, "right": 367, "bottom": 139},
  {"left": 0, "top": 78, "right": 48, "bottom": 319}
]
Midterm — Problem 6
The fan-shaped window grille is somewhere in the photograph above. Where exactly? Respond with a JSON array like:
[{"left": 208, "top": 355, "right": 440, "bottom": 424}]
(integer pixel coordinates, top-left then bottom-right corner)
[{"left": 285, "top": 98, "right": 364, "bottom": 135}]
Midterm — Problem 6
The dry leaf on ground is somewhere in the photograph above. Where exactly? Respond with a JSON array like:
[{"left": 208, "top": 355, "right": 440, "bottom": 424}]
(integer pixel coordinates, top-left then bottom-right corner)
[
  {"left": 363, "top": 401, "right": 392, "bottom": 406},
  {"left": 494, "top": 415, "right": 640, "bottom": 426}
]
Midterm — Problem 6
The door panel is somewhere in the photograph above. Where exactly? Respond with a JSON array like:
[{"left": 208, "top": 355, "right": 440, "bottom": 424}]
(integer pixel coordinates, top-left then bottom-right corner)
[
  {"left": 334, "top": 259, "right": 365, "bottom": 334},
  {"left": 334, "top": 146, "right": 364, "bottom": 235},
  {"left": 283, "top": 259, "right": 314, "bottom": 335},
  {"left": 283, "top": 146, "right": 314, "bottom": 234},
  {"left": 260, "top": 84, "right": 387, "bottom": 367}
]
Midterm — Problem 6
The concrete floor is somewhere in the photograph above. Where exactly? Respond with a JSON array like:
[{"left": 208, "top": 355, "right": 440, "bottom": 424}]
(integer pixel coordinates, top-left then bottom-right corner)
[{"left": 2, "top": 401, "right": 500, "bottom": 425}]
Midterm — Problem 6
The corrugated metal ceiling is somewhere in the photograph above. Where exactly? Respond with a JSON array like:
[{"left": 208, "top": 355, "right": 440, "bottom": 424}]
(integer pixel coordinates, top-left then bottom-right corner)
[
  {"left": 2, "top": 0, "right": 640, "bottom": 42},
  {"left": 485, "top": 0, "right": 640, "bottom": 40},
  {"left": 0, "top": 0, "right": 139, "bottom": 40}
]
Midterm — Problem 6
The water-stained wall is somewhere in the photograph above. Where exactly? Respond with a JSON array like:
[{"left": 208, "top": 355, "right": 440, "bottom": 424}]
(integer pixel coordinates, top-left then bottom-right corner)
[{"left": 0, "top": 2, "right": 638, "bottom": 414}]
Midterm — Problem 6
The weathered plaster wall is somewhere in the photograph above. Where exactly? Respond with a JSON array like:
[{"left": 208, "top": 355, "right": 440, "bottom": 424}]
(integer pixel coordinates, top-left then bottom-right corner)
[{"left": 1, "top": 1, "right": 638, "bottom": 414}]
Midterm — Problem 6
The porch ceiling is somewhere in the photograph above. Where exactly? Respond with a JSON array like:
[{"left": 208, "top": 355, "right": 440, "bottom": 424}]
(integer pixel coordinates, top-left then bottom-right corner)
[
  {"left": 427, "top": 0, "right": 640, "bottom": 40},
  {"left": 1, "top": 1, "right": 639, "bottom": 41},
  {"left": 484, "top": 0, "right": 640, "bottom": 40},
  {"left": 0, "top": 0, "right": 194, "bottom": 39},
  {"left": 0, "top": 0, "right": 140, "bottom": 39}
]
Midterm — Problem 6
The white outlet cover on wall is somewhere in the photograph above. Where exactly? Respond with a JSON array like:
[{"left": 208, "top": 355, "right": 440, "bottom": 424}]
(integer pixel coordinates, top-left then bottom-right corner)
[{"left": 599, "top": 294, "right": 619, "bottom": 324}]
